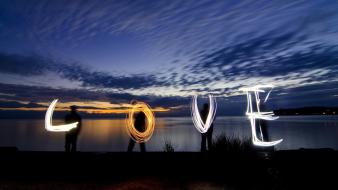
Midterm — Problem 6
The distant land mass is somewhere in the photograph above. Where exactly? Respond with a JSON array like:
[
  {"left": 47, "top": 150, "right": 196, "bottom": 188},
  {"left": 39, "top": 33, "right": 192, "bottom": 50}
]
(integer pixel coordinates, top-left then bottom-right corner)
[
  {"left": 2, "top": 106, "right": 337, "bottom": 119},
  {"left": 274, "top": 107, "right": 338, "bottom": 116}
]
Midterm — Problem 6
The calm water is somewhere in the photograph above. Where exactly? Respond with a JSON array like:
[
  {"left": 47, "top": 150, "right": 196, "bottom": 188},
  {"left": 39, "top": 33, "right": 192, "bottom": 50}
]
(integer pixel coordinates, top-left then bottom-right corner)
[{"left": 1, "top": 116, "right": 338, "bottom": 152}]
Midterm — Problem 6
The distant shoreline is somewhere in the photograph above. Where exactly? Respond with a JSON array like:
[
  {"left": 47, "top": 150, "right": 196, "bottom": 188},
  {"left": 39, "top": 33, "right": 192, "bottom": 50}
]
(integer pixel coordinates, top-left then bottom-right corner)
[
  {"left": 1, "top": 106, "right": 338, "bottom": 119},
  {"left": 274, "top": 106, "right": 338, "bottom": 116},
  {"left": 1, "top": 114, "right": 338, "bottom": 119}
]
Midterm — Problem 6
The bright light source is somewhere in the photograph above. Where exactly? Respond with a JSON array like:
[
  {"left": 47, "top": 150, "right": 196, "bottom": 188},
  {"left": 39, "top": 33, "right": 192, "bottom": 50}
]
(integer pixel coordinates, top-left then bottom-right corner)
[
  {"left": 45, "top": 99, "right": 78, "bottom": 132},
  {"left": 241, "top": 85, "right": 283, "bottom": 147},
  {"left": 126, "top": 101, "right": 155, "bottom": 143},
  {"left": 191, "top": 95, "right": 217, "bottom": 133}
]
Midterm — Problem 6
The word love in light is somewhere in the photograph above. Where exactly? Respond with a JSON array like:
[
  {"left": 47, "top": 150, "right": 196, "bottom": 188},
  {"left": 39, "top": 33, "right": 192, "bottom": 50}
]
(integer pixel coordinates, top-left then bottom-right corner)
[
  {"left": 240, "top": 85, "right": 283, "bottom": 147},
  {"left": 191, "top": 95, "right": 217, "bottom": 133},
  {"left": 45, "top": 99, "right": 78, "bottom": 132},
  {"left": 126, "top": 101, "right": 155, "bottom": 143}
]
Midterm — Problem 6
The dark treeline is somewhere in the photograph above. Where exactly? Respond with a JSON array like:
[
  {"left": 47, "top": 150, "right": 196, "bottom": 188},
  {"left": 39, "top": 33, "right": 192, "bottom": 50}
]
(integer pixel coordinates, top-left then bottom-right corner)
[{"left": 274, "top": 107, "right": 338, "bottom": 116}]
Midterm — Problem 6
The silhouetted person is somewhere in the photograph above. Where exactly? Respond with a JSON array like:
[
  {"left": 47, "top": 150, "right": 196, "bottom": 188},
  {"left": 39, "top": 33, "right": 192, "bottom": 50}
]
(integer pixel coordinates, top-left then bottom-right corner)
[
  {"left": 65, "top": 105, "right": 82, "bottom": 152},
  {"left": 127, "top": 111, "right": 146, "bottom": 152},
  {"left": 259, "top": 103, "right": 269, "bottom": 141},
  {"left": 201, "top": 103, "right": 214, "bottom": 152},
  {"left": 259, "top": 103, "right": 274, "bottom": 151}
]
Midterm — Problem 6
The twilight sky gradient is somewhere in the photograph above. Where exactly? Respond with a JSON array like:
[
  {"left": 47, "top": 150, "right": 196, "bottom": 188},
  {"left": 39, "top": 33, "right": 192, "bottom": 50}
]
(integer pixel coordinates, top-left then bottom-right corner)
[{"left": 0, "top": 0, "right": 338, "bottom": 117}]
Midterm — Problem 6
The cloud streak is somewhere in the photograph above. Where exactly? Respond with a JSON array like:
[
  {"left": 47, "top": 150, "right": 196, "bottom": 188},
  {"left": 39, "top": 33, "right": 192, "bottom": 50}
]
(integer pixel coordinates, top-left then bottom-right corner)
[
  {"left": 0, "top": 52, "right": 166, "bottom": 90},
  {"left": 1, "top": 0, "right": 338, "bottom": 114}
]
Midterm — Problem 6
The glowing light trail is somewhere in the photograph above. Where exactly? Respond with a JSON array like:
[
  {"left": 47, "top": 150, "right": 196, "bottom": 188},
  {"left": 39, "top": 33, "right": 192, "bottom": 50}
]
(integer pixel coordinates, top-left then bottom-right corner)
[
  {"left": 191, "top": 95, "right": 217, "bottom": 133},
  {"left": 126, "top": 101, "right": 155, "bottom": 143},
  {"left": 45, "top": 99, "right": 78, "bottom": 132},
  {"left": 240, "top": 85, "right": 283, "bottom": 147}
]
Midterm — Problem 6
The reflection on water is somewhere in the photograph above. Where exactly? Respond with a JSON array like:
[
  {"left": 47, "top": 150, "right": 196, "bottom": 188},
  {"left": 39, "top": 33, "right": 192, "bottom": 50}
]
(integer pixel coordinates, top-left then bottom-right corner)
[{"left": 0, "top": 116, "right": 338, "bottom": 152}]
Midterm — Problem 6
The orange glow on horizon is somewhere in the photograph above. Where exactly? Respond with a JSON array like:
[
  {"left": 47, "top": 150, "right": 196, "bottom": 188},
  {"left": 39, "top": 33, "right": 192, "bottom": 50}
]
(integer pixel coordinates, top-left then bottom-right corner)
[
  {"left": 0, "top": 106, "right": 170, "bottom": 114},
  {"left": 0, "top": 98, "right": 176, "bottom": 115}
]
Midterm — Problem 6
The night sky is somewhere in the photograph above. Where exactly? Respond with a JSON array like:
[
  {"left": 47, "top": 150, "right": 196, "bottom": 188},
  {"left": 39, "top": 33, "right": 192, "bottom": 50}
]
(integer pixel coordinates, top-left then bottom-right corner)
[{"left": 1, "top": 0, "right": 338, "bottom": 117}]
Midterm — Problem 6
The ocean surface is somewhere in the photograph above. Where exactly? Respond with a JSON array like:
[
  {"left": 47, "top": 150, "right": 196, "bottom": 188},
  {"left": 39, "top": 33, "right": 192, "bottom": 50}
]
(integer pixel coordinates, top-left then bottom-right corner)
[{"left": 0, "top": 116, "right": 338, "bottom": 152}]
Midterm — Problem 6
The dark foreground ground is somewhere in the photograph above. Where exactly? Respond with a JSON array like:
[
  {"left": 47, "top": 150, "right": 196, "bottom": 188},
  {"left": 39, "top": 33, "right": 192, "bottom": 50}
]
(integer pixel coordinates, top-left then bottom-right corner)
[{"left": 0, "top": 148, "right": 338, "bottom": 189}]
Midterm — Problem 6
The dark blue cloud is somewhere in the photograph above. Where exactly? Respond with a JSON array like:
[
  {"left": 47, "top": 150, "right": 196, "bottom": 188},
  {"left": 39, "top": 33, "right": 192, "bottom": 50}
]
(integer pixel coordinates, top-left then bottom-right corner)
[
  {"left": 58, "top": 63, "right": 165, "bottom": 89},
  {"left": 0, "top": 52, "right": 49, "bottom": 75},
  {"left": 0, "top": 52, "right": 166, "bottom": 90},
  {"left": 0, "top": 101, "right": 42, "bottom": 108},
  {"left": 1, "top": 0, "right": 338, "bottom": 114},
  {"left": 271, "top": 81, "right": 338, "bottom": 108},
  {"left": 0, "top": 82, "right": 186, "bottom": 108},
  {"left": 194, "top": 41, "right": 338, "bottom": 78},
  {"left": 0, "top": 101, "right": 26, "bottom": 108}
]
